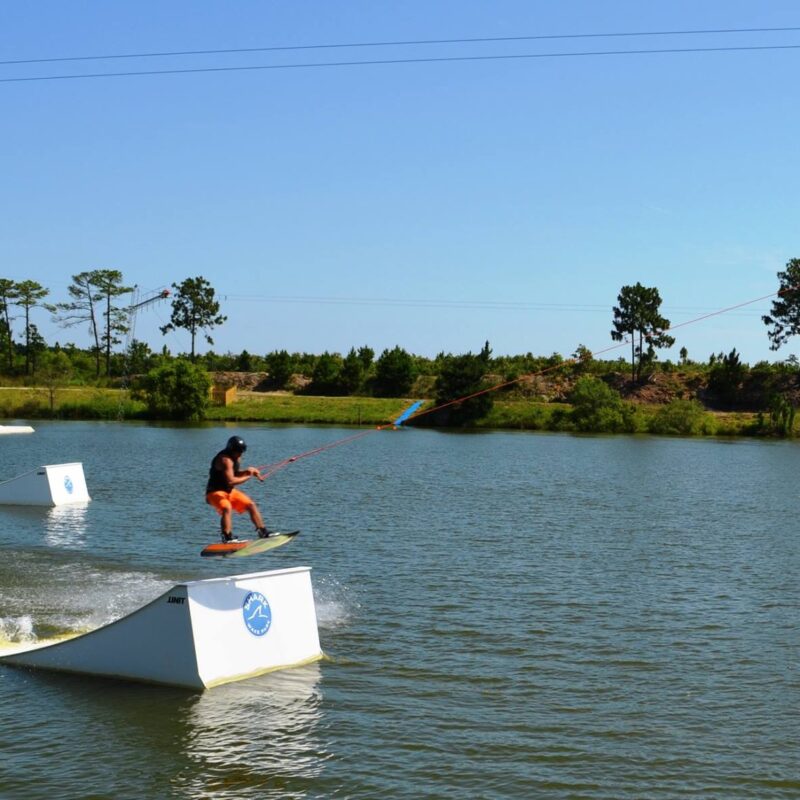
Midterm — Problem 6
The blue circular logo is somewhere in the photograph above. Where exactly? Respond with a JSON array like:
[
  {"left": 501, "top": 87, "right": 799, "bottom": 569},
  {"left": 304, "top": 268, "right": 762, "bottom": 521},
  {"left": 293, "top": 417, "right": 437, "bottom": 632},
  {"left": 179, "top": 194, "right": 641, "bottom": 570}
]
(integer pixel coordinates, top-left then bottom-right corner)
[
  {"left": 64, "top": 476, "right": 74, "bottom": 494},
  {"left": 242, "top": 591, "right": 272, "bottom": 637}
]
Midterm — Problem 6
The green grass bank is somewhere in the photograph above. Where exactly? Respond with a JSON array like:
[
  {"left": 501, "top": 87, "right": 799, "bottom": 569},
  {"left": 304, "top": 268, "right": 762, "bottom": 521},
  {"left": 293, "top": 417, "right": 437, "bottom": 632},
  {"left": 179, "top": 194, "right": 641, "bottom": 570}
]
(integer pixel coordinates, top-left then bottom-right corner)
[{"left": 0, "top": 386, "right": 778, "bottom": 437}]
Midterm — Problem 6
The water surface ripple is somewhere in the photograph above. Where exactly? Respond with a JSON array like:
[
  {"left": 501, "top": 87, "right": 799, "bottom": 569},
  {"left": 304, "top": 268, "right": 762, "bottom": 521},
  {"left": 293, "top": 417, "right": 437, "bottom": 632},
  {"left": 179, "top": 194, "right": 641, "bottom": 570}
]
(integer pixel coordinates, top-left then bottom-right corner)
[{"left": 0, "top": 422, "right": 798, "bottom": 798}]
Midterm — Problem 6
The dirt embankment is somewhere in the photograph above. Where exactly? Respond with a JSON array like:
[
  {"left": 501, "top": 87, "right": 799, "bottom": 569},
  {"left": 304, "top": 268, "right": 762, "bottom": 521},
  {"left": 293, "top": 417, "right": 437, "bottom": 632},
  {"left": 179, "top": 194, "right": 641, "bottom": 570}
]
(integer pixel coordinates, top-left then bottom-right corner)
[{"left": 210, "top": 372, "right": 310, "bottom": 392}]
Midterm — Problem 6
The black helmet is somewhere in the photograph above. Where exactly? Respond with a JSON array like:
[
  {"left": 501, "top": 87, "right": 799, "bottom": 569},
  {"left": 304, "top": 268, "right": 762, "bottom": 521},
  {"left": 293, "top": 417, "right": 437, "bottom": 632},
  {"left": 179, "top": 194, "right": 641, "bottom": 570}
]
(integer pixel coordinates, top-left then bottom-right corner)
[{"left": 226, "top": 435, "right": 247, "bottom": 454}]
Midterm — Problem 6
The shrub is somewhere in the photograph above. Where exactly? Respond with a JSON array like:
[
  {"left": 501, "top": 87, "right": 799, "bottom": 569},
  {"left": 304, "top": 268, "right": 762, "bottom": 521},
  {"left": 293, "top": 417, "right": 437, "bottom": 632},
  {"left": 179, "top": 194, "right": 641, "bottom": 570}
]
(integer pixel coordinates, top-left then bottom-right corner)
[
  {"left": 143, "top": 358, "right": 211, "bottom": 420},
  {"left": 569, "top": 376, "right": 632, "bottom": 433},
  {"left": 648, "top": 399, "right": 715, "bottom": 435}
]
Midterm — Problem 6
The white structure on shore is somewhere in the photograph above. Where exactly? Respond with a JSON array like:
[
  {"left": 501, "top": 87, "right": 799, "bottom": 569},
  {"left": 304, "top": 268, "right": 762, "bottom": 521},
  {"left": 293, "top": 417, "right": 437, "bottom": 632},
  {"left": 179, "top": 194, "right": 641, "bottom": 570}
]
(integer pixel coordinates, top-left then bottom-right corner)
[
  {"left": 0, "top": 566, "right": 322, "bottom": 690},
  {"left": 0, "top": 463, "right": 91, "bottom": 506}
]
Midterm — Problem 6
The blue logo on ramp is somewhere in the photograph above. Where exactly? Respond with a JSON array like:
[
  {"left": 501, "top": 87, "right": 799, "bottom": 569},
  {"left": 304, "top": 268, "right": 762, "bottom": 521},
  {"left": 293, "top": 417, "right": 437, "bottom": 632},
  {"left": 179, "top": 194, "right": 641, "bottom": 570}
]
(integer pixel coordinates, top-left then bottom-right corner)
[
  {"left": 242, "top": 591, "right": 272, "bottom": 637},
  {"left": 64, "top": 476, "right": 74, "bottom": 494}
]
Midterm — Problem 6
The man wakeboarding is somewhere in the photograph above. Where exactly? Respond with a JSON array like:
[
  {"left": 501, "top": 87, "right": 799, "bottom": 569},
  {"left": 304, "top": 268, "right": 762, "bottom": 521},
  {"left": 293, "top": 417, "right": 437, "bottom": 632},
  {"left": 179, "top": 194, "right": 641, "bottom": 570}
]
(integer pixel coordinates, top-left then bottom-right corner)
[{"left": 206, "top": 435, "right": 272, "bottom": 542}]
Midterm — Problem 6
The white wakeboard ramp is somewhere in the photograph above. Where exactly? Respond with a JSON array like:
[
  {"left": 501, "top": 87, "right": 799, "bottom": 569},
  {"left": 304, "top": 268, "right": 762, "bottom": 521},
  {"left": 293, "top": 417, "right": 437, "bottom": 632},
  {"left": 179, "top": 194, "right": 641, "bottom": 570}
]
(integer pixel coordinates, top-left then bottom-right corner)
[
  {"left": 0, "top": 567, "right": 322, "bottom": 690},
  {"left": 0, "top": 425, "right": 35, "bottom": 435},
  {"left": 0, "top": 462, "right": 90, "bottom": 506}
]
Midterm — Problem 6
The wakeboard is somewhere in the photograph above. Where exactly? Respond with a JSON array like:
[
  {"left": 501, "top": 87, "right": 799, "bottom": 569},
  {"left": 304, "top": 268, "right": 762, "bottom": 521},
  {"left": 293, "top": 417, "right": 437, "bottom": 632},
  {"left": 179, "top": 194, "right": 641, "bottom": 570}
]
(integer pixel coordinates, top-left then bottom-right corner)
[{"left": 200, "top": 530, "right": 299, "bottom": 558}]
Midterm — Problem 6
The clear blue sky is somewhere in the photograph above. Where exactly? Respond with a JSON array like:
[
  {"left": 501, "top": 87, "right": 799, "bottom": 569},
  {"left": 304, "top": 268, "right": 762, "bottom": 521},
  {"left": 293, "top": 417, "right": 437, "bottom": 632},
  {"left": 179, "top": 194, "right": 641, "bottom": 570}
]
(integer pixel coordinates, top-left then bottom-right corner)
[{"left": 2, "top": 1, "right": 798, "bottom": 364}]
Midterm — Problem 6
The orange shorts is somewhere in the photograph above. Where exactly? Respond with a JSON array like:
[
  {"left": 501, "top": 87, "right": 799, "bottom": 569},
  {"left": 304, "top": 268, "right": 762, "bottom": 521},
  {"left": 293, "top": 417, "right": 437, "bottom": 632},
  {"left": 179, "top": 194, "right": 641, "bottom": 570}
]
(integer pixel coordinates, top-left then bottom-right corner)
[{"left": 206, "top": 489, "right": 254, "bottom": 515}]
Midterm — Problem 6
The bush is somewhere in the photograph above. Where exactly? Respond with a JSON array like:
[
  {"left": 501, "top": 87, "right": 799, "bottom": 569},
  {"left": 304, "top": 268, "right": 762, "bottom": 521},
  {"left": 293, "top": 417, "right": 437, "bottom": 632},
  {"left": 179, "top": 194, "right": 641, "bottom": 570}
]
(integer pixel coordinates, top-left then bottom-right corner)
[
  {"left": 648, "top": 399, "right": 715, "bottom": 435},
  {"left": 569, "top": 376, "right": 634, "bottom": 433},
  {"left": 143, "top": 359, "right": 211, "bottom": 420},
  {"left": 769, "top": 394, "right": 796, "bottom": 437}
]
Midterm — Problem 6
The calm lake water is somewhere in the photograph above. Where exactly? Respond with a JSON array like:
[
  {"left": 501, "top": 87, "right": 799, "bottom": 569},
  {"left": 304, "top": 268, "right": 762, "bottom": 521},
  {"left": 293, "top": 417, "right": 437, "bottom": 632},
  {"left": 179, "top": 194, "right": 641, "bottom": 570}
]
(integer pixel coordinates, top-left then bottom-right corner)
[{"left": 0, "top": 421, "right": 798, "bottom": 799}]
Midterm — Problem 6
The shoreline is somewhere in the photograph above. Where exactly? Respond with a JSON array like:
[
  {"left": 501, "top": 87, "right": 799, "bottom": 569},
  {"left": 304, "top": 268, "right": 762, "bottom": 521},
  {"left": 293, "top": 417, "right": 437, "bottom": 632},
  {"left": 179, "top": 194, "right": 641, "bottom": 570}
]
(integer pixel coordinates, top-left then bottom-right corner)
[{"left": 0, "top": 386, "right": 782, "bottom": 438}]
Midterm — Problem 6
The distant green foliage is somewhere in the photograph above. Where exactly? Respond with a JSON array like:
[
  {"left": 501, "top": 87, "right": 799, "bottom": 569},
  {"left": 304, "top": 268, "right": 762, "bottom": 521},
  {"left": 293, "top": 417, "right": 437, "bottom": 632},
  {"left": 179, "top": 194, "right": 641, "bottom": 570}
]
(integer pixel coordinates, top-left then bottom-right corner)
[
  {"left": 357, "top": 345, "right": 374, "bottom": 373},
  {"left": 571, "top": 344, "right": 593, "bottom": 375},
  {"left": 569, "top": 376, "right": 634, "bottom": 432},
  {"left": 763, "top": 258, "right": 800, "bottom": 350},
  {"left": 52, "top": 270, "right": 127, "bottom": 378},
  {"left": 124, "top": 339, "right": 156, "bottom": 375},
  {"left": 308, "top": 351, "right": 344, "bottom": 395},
  {"left": 25, "top": 323, "right": 47, "bottom": 375},
  {"left": 204, "top": 394, "right": 409, "bottom": 425},
  {"left": 744, "top": 359, "right": 797, "bottom": 408},
  {"left": 374, "top": 345, "right": 417, "bottom": 397},
  {"left": 38, "top": 350, "right": 73, "bottom": 411},
  {"left": 14, "top": 279, "right": 50, "bottom": 376},
  {"left": 0, "top": 278, "right": 18, "bottom": 372},
  {"left": 236, "top": 349, "right": 253, "bottom": 371},
  {"left": 648, "top": 399, "right": 715, "bottom": 435},
  {"left": 611, "top": 282, "right": 675, "bottom": 383},
  {"left": 143, "top": 358, "right": 211, "bottom": 420},
  {"left": 480, "top": 400, "right": 566, "bottom": 430},
  {"left": 708, "top": 348, "right": 747, "bottom": 407},
  {"left": 339, "top": 347, "right": 366, "bottom": 394},
  {"left": 265, "top": 349, "right": 293, "bottom": 389},
  {"left": 160, "top": 276, "right": 226, "bottom": 361},
  {"left": 433, "top": 341, "right": 493, "bottom": 425},
  {"left": 769, "top": 394, "right": 796, "bottom": 437}
]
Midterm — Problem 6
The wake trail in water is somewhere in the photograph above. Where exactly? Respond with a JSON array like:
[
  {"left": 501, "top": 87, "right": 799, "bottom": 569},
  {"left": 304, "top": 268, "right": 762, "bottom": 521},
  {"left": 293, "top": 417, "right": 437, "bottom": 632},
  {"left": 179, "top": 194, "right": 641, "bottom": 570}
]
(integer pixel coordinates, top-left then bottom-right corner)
[{"left": 0, "top": 558, "right": 173, "bottom": 643}]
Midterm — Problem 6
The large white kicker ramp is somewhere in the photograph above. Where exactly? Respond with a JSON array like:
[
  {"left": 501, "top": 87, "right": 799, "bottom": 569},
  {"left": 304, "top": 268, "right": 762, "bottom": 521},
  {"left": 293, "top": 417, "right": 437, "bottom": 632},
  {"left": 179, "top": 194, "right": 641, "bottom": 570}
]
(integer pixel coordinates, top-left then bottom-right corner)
[{"left": 0, "top": 566, "right": 322, "bottom": 690}]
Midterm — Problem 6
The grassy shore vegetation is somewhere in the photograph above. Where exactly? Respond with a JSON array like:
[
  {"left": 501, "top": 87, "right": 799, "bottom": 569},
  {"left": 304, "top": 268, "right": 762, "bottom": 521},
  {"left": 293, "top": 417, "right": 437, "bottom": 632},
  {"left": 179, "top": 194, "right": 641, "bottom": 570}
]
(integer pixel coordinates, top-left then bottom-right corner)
[
  {"left": 204, "top": 394, "right": 416, "bottom": 426},
  {"left": 3, "top": 269, "right": 800, "bottom": 436},
  {"left": 0, "top": 382, "right": 787, "bottom": 438},
  {"left": 0, "top": 347, "right": 797, "bottom": 437},
  {"left": 2, "top": 270, "right": 800, "bottom": 436}
]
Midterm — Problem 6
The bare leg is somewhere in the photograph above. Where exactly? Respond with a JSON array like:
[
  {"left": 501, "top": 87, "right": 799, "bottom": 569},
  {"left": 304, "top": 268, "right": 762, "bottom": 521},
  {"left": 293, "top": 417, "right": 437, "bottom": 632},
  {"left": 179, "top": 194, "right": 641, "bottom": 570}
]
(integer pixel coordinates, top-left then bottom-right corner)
[
  {"left": 247, "top": 501, "right": 265, "bottom": 531},
  {"left": 221, "top": 507, "right": 233, "bottom": 536}
]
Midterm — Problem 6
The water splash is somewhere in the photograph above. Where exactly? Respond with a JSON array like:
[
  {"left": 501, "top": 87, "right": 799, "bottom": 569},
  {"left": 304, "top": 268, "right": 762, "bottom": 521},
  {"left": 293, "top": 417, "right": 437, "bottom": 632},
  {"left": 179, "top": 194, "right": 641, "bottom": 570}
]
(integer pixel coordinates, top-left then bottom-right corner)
[
  {"left": 0, "top": 614, "right": 36, "bottom": 645},
  {"left": 313, "top": 575, "right": 359, "bottom": 629}
]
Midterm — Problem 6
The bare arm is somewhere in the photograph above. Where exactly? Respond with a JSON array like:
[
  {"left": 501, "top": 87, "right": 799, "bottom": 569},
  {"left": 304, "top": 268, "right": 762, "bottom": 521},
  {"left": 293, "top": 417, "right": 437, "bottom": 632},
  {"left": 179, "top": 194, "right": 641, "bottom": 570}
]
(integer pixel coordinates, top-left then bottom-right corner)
[{"left": 221, "top": 454, "right": 263, "bottom": 486}]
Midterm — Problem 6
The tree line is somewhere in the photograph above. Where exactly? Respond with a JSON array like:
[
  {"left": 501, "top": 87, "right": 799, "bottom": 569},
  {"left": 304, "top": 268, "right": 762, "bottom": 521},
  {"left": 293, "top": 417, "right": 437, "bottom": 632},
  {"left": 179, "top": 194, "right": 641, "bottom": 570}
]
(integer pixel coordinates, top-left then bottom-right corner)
[
  {"left": 4, "top": 259, "right": 800, "bottom": 425},
  {"left": 0, "top": 272, "right": 225, "bottom": 378}
]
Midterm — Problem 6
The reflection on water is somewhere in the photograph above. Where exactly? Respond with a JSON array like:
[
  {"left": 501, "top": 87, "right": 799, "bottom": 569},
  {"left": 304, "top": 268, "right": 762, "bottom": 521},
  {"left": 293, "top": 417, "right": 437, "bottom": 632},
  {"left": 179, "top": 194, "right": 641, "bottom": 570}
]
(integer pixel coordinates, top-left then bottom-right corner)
[
  {"left": 174, "top": 664, "right": 327, "bottom": 798},
  {"left": 0, "top": 663, "right": 327, "bottom": 800},
  {"left": 0, "top": 502, "right": 90, "bottom": 551},
  {"left": 43, "top": 503, "right": 90, "bottom": 548}
]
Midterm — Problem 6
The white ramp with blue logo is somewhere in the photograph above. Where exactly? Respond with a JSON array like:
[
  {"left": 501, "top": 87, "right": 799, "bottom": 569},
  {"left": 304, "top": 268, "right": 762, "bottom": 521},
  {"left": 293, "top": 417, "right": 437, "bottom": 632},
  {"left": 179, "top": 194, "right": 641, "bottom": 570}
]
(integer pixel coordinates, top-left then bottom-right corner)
[
  {"left": 0, "top": 462, "right": 91, "bottom": 506},
  {"left": 0, "top": 567, "right": 322, "bottom": 690}
]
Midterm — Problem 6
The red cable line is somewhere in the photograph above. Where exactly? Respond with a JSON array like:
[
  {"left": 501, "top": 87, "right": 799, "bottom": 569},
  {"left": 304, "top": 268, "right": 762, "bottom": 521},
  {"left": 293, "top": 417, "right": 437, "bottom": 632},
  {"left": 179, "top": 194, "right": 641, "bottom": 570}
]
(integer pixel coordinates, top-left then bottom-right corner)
[{"left": 254, "top": 428, "right": 377, "bottom": 477}]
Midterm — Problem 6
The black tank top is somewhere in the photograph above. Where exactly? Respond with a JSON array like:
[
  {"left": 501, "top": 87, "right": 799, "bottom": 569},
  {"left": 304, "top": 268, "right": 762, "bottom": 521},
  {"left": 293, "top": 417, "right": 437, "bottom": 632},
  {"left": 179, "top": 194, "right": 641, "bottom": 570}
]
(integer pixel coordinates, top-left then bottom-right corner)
[{"left": 206, "top": 450, "right": 239, "bottom": 494}]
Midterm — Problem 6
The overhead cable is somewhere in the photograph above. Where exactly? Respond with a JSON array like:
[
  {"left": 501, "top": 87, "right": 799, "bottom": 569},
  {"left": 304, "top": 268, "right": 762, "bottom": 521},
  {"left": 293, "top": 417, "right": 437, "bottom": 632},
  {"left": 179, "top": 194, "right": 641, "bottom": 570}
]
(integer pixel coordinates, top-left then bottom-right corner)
[
  {"left": 2, "top": 43, "right": 800, "bottom": 84},
  {"left": 2, "top": 25, "right": 799, "bottom": 66}
]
